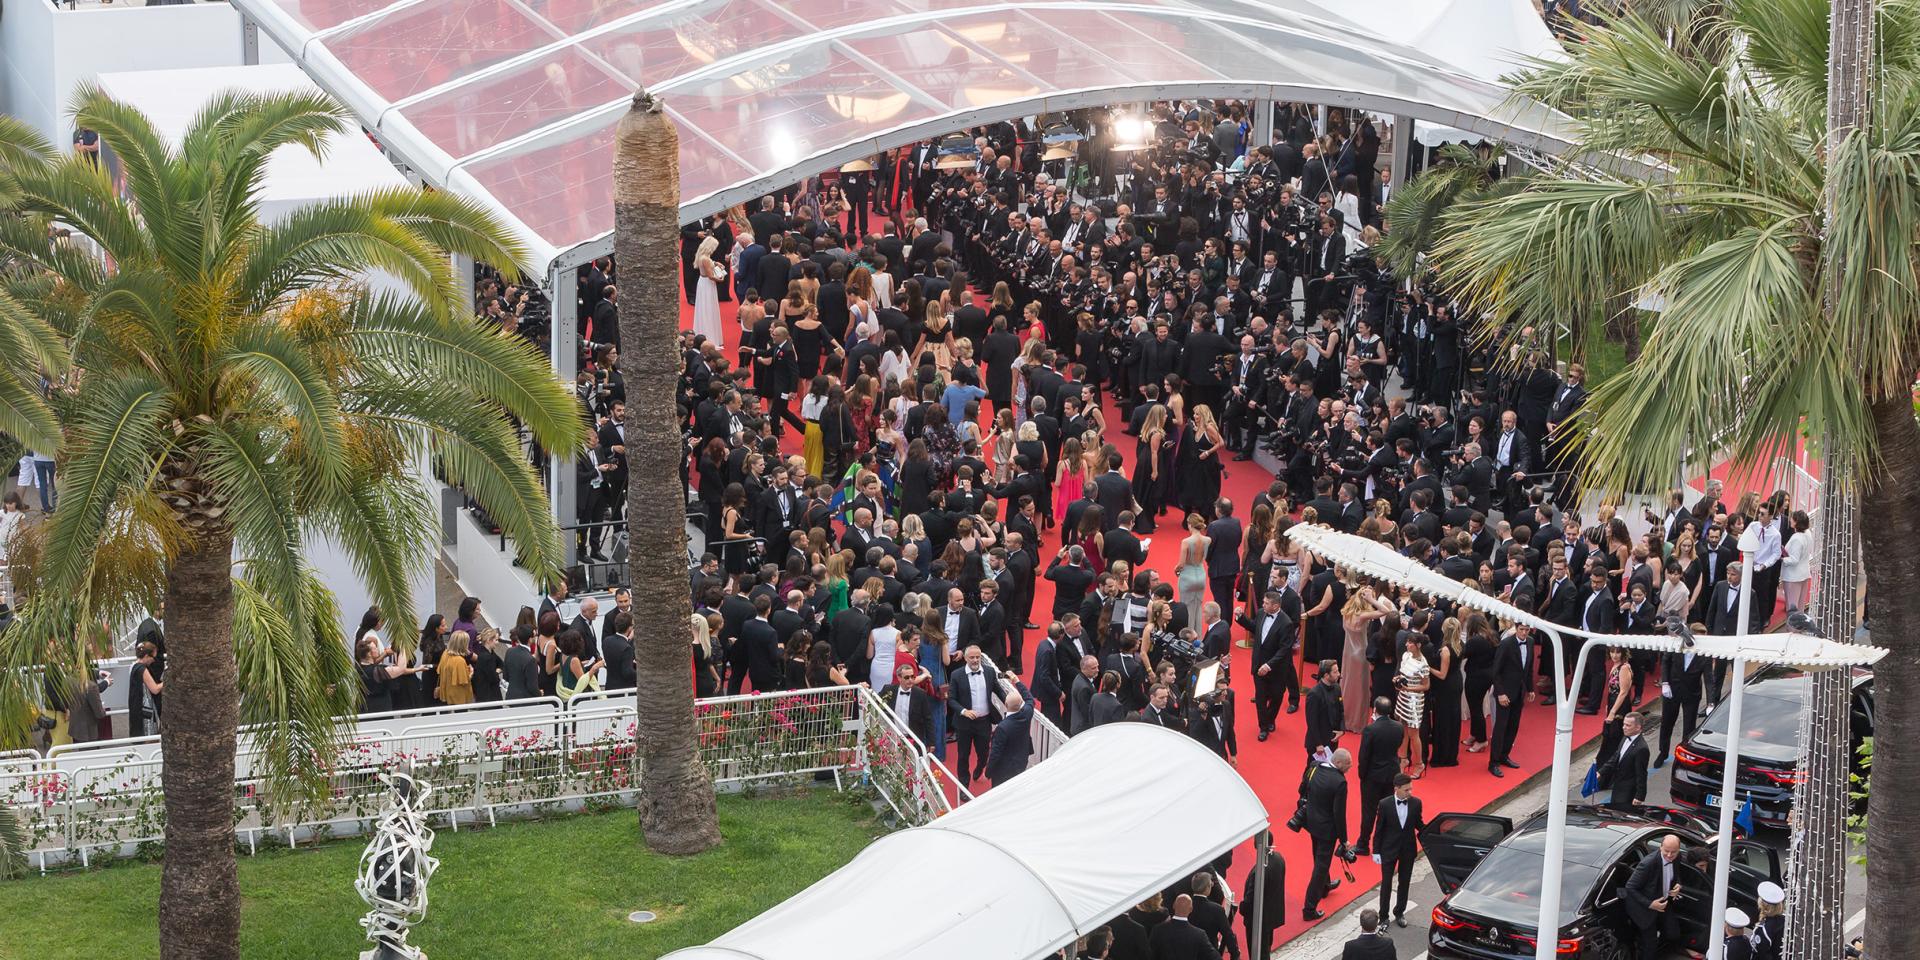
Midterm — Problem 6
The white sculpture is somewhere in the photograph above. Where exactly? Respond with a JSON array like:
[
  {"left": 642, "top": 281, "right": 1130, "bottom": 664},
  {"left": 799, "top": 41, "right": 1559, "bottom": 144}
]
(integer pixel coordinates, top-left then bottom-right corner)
[{"left": 355, "top": 767, "right": 440, "bottom": 960}]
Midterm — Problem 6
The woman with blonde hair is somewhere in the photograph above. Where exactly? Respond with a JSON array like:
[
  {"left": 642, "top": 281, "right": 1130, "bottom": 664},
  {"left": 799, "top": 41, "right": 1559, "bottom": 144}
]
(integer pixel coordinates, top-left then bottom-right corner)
[
  {"left": 822, "top": 550, "right": 853, "bottom": 618},
  {"left": 1427, "top": 617, "right": 1464, "bottom": 767},
  {"left": 435, "top": 630, "right": 476, "bottom": 705},
  {"left": 1341, "top": 582, "right": 1396, "bottom": 731},
  {"left": 1179, "top": 404, "right": 1226, "bottom": 515},
  {"left": 692, "top": 612, "right": 720, "bottom": 697},
  {"left": 1176, "top": 512, "right": 1210, "bottom": 626},
  {"left": 691, "top": 235, "right": 726, "bottom": 344},
  {"left": 924, "top": 299, "right": 954, "bottom": 369}
]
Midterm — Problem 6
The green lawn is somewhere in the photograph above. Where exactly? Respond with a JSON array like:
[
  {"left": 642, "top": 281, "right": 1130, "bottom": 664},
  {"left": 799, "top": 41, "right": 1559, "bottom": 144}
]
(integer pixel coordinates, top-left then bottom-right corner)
[{"left": 0, "top": 790, "right": 882, "bottom": 960}]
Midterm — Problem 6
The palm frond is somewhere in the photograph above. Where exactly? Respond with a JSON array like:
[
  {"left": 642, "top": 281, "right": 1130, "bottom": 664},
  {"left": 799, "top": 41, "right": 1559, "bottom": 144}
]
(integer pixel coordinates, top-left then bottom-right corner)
[
  {"left": 36, "top": 372, "right": 170, "bottom": 598},
  {"left": 215, "top": 324, "right": 348, "bottom": 489},
  {"left": 233, "top": 569, "right": 351, "bottom": 814}
]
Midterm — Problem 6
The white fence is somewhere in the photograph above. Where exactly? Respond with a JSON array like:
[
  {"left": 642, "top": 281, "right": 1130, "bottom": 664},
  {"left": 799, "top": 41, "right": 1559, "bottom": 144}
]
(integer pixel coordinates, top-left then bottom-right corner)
[{"left": 4, "top": 684, "right": 999, "bottom": 872}]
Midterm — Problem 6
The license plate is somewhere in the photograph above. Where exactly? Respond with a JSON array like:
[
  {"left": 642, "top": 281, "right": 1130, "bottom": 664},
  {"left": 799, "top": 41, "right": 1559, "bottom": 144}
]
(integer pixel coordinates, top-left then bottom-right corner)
[{"left": 1704, "top": 794, "right": 1721, "bottom": 807}]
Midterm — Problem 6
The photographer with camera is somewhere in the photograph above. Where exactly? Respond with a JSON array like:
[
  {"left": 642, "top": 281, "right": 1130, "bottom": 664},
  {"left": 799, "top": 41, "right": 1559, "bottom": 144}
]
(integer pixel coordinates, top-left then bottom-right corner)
[{"left": 1296, "top": 745, "right": 1353, "bottom": 921}]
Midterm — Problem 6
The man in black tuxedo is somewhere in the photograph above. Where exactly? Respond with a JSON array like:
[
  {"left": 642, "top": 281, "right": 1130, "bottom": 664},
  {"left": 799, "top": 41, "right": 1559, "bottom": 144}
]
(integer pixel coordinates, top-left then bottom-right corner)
[
  {"left": 1204, "top": 499, "right": 1244, "bottom": 617},
  {"left": 1300, "top": 747, "right": 1351, "bottom": 920},
  {"left": 1487, "top": 624, "right": 1535, "bottom": 777},
  {"left": 985, "top": 681, "right": 1035, "bottom": 786},
  {"left": 877, "top": 662, "right": 935, "bottom": 744},
  {"left": 1656, "top": 644, "right": 1707, "bottom": 768},
  {"left": 1242, "top": 853, "right": 1287, "bottom": 960},
  {"left": 1046, "top": 545, "right": 1099, "bottom": 619},
  {"left": 1704, "top": 562, "right": 1745, "bottom": 704},
  {"left": 947, "top": 646, "right": 1001, "bottom": 783},
  {"left": 980, "top": 319, "right": 1022, "bottom": 415},
  {"left": 1341, "top": 910, "right": 1398, "bottom": 960},
  {"left": 1599, "top": 712, "right": 1652, "bottom": 809},
  {"left": 1623, "top": 835, "right": 1685, "bottom": 960},
  {"left": 937, "top": 587, "right": 982, "bottom": 655},
  {"left": 601, "top": 611, "right": 636, "bottom": 690},
  {"left": 741, "top": 595, "right": 784, "bottom": 693},
  {"left": 1353, "top": 697, "right": 1403, "bottom": 857},
  {"left": 1135, "top": 682, "right": 1185, "bottom": 731},
  {"left": 976, "top": 580, "right": 1009, "bottom": 666},
  {"left": 1302, "top": 659, "right": 1344, "bottom": 758},
  {"left": 569, "top": 596, "right": 602, "bottom": 661},
  {"left": 1237, "top": 591, "right": 1298, "bottom": 739},
  {"left": 1489, "top": 410, "right": 1535, "bottom": 514},
  {"left": 1093, "top": 453, "right": 1138, "bottom": 530},
  {"left": 1103, "top": 633, "right": 1152, "bottom": 711},
  {"left": 827, "top": 589, "right": 873, "bottom": 681},
  {"left": 1068, "top": 653, "right": 1102, "bottom": 734},
  {"left": 1370, "top": 774, "right": 1425, "bottom": 927},
  {"left": 1150, "top": 895, "right": 1222, "bottom": 960},
  {"left": 1187, "top": 688, "right": 1238, "bottom": 763}
]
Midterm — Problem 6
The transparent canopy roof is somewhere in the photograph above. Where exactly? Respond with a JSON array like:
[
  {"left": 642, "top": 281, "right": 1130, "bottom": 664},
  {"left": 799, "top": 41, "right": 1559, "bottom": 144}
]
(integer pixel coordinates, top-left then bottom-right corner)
[{"left": 235, "top": 0, "right": 1575, "bottom": 274}]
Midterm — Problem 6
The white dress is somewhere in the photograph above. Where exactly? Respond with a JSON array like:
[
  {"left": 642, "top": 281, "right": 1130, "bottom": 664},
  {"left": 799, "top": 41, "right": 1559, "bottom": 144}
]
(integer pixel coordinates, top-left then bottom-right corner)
[
  {"left": 692, "top": 258, "right": 724, "bottom": 345},
  {"left": 872, "top": 272, "right": 894, "bottom": 309},
  {"left": 1395, "top": 652, "right": 1430, "bottom": 726}
]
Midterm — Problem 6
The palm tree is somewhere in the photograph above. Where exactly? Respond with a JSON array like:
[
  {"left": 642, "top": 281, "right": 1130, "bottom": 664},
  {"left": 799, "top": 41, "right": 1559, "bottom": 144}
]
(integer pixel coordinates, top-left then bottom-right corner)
[
  {"left": 0, "top": 87, "right": 586, "bottom": 960},
  {"left": 1428, "top": 3, "right": 1920, "bottom": 959},
  {"left": 612, "top": 91, "right": 721, "bottom": 855},
  {"left": 1377, "top": 143, "right": 1523, "bottom": 280}
]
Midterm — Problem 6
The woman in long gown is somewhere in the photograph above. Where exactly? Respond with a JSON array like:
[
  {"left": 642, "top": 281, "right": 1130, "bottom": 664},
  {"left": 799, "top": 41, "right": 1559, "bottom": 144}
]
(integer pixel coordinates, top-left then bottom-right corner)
[
  {"left": 1176, "top": 512, "right": 1210, "bottom": 627},
  {"left": 1341, "top": 584, "right": 1395, "bottom": 732},
  {"left": 1425, "top": 618, "right": 1464, "bottom": 767},
  {"left": 692, "top": 236, "right": 725, "bottom": 345}
]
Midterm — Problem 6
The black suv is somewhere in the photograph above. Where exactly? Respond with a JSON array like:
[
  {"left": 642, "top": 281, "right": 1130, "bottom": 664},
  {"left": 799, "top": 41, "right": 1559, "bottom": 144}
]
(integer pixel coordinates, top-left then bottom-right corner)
[
  {"left": 1667, "top": 667, "right": 1874, "bottom": 829},
  {"left": 1425, "top": 807, "right": 1780, "bottom": 960}
]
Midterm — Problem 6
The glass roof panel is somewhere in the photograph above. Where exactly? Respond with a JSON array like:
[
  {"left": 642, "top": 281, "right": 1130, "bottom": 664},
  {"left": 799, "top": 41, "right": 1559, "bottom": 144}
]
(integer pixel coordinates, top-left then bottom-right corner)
[
  {"left": 661, "top": 45, "right": 942, "bottom": 173},
  {"left": 979, "top": 11, "right": 1135, "bottom": 85},
  {"left": 325, "top": 0, "right": 561, "bottom": 101},
  {"left": 842, "top": 25, "right": 1043, "bottom": 108},
  {"left": 400, "top": 48, "right": 632, "bottom": 159},
  {"left": 279, "top": 0, "right": 408, "bottom": 32},
  {"left": 774, "top": 0, "right": 907, "bottom": 29},
  {"left": 461, "top": 111, "right": 754, "bottom": 251},
  {"left": 1027, "top": 9, "right": 1223, "bottom": 80},
  {"left": 580, "top": 0, "right": 815, "bottom": 91},
  {"left": 528, "top": 0, "right": 680, "bottom": 37}
]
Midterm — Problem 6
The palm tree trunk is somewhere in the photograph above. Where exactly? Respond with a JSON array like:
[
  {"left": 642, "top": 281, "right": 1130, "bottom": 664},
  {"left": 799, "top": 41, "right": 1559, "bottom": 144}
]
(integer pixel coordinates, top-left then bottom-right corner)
[
  {"left": 1788, "top": 5, "right": 1877, "bottom": 960},
  {"left": 614, "top": 90, "right": 720, "bottom": 856},
  {"left": 157, "top": 532, "right": 241, "bottom": 960},
  {"left": 1861, "top": 394, "right": 1920, "bottom": 960}
]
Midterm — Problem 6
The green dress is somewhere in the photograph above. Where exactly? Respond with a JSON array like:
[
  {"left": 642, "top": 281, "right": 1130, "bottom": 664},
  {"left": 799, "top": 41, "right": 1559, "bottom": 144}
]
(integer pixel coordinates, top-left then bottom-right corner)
[{"left": 823, "top": 577, "right": 850, "bottom": 618}]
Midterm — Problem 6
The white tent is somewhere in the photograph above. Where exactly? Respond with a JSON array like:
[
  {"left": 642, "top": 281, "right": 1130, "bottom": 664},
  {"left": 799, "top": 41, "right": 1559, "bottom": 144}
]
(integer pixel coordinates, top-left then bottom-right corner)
[
  {"left": 1339, "top": 0, "right": 1566, "bottom": 82},
  {"left": 92, "top": 63, "right": 409, "bottom": 224},
  {"left": 663, "top": 723, "right": 1268, "bottom": 960}
]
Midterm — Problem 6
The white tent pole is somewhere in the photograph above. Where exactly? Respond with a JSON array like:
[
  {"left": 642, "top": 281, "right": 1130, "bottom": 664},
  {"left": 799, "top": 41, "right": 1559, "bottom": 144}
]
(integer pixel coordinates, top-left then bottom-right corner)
[
  {"left": 1535, "top": 624, "right": 1577, "bottom": 960},
  {"left": 1709, "top": 536, "right": 1761, "bottom": 960}
]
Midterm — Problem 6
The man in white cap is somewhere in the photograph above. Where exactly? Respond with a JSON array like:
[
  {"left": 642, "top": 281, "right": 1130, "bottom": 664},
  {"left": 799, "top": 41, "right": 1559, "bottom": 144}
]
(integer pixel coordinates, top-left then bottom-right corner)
[
  {"left": 1751, "top": 881, "right": 1786, "bottom": 960},
  {"left": 1724, "top": 907, "right": 1755, "bottom": 960}
]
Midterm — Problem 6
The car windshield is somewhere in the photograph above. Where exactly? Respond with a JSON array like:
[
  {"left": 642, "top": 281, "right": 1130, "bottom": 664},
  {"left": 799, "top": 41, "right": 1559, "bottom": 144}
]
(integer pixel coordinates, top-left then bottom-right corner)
[
  {"left": 1696, "top": 693, "right": 1804, "bottom": 747},
  {"left": 1450, "top": 846, "right": 1604, "bottom": 927}
]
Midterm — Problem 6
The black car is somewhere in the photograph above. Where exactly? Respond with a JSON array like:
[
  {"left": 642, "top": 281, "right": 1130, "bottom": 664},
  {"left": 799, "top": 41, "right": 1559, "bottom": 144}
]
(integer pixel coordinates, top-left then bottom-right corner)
[
  {"left": 1425, "top": 807, "right": 1780, "bottom": 960},
  {"left": 1667, "top": 667, "right": 1874, "bottom": 829}
]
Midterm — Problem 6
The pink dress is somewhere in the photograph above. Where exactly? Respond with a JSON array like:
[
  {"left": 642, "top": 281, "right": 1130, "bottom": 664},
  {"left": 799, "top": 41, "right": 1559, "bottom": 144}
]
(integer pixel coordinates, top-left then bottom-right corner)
[{"left": 1055, "top": 465, "right": 1086, "bottom": 521}]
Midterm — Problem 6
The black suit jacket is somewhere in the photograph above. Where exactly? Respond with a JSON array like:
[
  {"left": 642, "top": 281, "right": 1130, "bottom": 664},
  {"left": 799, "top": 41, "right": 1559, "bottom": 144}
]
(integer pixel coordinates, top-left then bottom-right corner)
[
  {"left": 600, "top": 631, "right": 636, "bottom": 689},
  {"left": 1301, "top": 761, "right": 1349, "bottom": 841},
  {"left": 1148, "top": 918, "right": 1221, "bottom": 960},
  {"left": 947, "top": 662, "right": 1002, "bottom": 724},
  {"left": 1356, "top": 716, "right": 1404, "bottom": 785},
  {"left": 1598, "top": 733, "right": 1651, "bottom": 807},
  {"left": 1103, "top": 652, "right": 1151, "bottom": 710},
  {"left": 741, "top": 618, "right": 783, "bottom": 690},
  {"left": 878, "top": 683, "right": 935, "bottom": 744},
  {"left": 1204, "top": 518, "right": 1243, "bottom": 577},
  {"left": 1304, "top": 679, "right": 1342, "bottom": 753},
  {"left": 1372, "top": 795, "right": 1425, "bottom": 861},
  {"left": 1623, "top": 850, "right": 1676, "bottom": 929},
  {"left": 1341, "top": 933, "right": 1398, "bottom": 960},
  {"left": 1187, "top": 696, "right": 1238, "bottom": 759},
  {"left": 1491, "top": 632, "right": 1534, "bottom": 703},
  {"left": 1093, "top": 471, "right": 1135, "bottom": 527}
]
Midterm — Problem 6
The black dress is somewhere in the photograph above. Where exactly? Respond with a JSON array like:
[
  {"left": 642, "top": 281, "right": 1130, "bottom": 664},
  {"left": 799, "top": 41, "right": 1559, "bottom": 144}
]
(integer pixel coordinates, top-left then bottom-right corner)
[
  {"left": 1132, "top": 433, "right": 1163, "bottom": 527},
  {"left": 358, "top": 662, "right": 393, "bottom": 715},
  {"left": 791, "top": 321, "right": 827, "bottom": 380},
  {"left": 694, "top": 643, "right": 721, "bottom": 698},
  {"left": 472, "top": 645, "right": 505, "bottom": 702},
  {"left": 1426, "top": 642, "right": 1464, "bottom": 766},
  {"left": 1461, "top": 633, "right": 1497, "bottom": 744}
]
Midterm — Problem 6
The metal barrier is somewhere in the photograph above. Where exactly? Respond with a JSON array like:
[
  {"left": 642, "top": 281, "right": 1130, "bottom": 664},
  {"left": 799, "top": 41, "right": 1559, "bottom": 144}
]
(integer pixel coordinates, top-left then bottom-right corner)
[{"left": 7, "top": 685, "right": 905, "bottom": 871}]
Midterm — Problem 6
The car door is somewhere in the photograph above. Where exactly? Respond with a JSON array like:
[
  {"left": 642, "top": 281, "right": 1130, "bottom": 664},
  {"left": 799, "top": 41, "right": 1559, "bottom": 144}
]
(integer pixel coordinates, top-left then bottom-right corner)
[{"left": 1421, "top": 813, "right": 1514, "bottom": 892}]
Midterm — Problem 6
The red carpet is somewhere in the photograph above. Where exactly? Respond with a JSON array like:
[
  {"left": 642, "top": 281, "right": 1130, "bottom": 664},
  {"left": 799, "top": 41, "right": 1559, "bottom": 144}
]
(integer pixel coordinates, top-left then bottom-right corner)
[{"left": 666, "top": 264, "right": 1608, "bottom": 946}]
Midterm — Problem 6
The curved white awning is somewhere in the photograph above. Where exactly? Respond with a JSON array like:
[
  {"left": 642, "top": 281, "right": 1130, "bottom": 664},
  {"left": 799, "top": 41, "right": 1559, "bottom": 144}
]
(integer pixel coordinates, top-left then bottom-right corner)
[
  {"left": 233, "top": 0, "right": 1578, "bottom": 273},
  {"left": 662, "top": 722, "right": 1269, "bottom": 960}
]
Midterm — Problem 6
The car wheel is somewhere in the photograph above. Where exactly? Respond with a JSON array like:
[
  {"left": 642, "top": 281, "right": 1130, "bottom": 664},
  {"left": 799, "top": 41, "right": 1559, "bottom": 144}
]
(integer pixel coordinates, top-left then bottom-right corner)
[{"left": 1584, "top": 926, "right": 1631, "bottom": 960}]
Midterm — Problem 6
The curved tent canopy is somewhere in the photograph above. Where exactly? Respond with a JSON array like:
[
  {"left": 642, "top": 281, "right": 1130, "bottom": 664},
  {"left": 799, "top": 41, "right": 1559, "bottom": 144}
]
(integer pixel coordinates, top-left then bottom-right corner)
[
  {"left": 233, "top": 0, "right": 1576, "bottom": 273},
  {"left": 662, "top": 722, "right": 1269, "bottom": 960}
]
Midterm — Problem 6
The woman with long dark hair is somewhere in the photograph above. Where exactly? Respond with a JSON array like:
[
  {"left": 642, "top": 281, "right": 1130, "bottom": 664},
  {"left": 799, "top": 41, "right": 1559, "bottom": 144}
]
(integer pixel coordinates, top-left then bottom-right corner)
[
  {"left": 417, "top": 614, "right": 448, "bottom": 707},
  {"left": 1459, "top": 611, "right": 1498, "bottom": 753}
]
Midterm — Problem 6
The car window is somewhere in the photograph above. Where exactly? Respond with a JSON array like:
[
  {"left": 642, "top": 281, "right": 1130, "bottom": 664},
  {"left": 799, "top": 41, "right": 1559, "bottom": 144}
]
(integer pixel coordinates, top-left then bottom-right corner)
[
  {"left": 1450, "top": 847, "right": 1604, "bottom": 926},
  {"left": 1697, "top": 694, "right": 1804, "bottom": 745},
  {"left": 1433, "top": 816, "right": 1511, "bottom": 846}
]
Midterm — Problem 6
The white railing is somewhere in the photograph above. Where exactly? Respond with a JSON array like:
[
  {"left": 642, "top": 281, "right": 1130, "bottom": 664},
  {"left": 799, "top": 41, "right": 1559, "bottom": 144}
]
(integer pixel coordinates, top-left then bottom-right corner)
[
  {"left": 853, "top": 685, "right": 970, "bottom": 825},
  {"left": 7, "top": 686, "right": 879, "bottom": 872}
]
